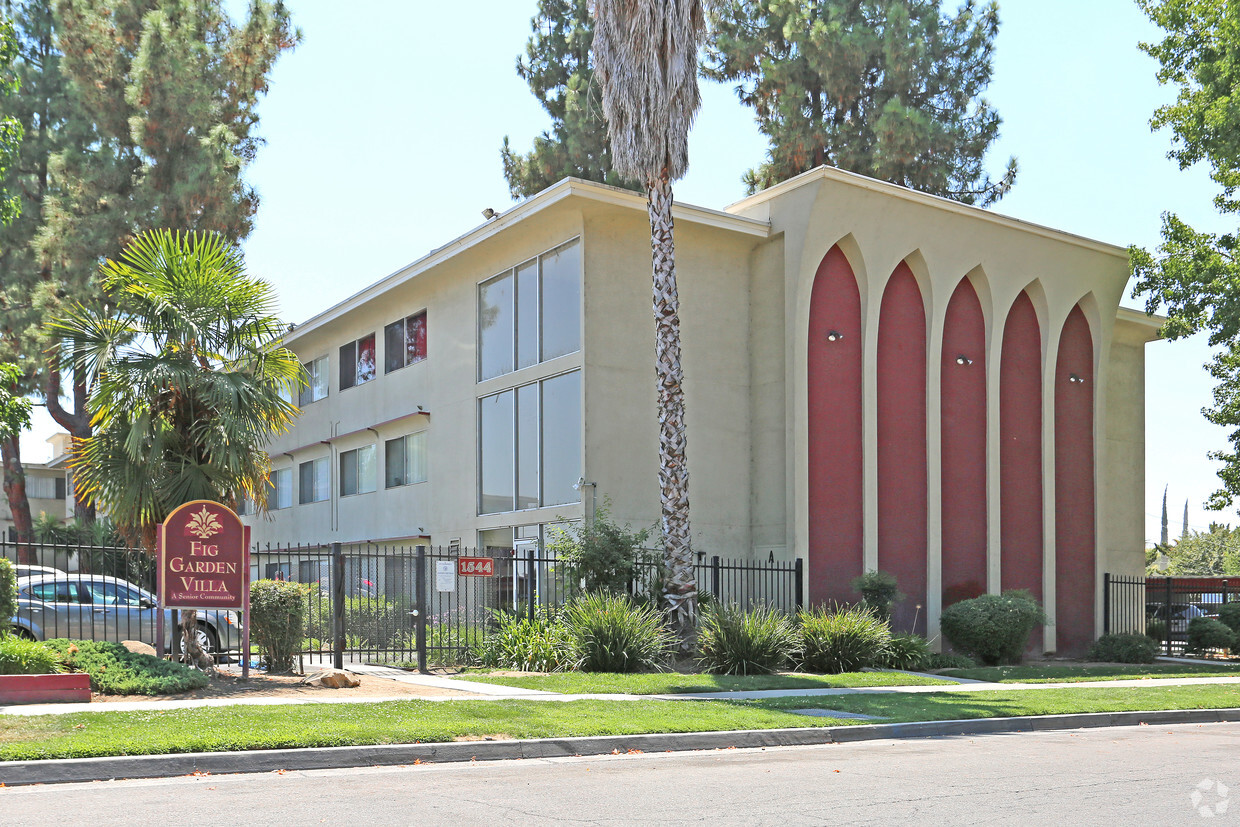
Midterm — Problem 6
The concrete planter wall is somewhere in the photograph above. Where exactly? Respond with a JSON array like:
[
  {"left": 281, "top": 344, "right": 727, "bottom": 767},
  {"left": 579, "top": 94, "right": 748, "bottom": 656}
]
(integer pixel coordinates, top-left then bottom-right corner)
[{"left": 0, "top": 673, "right": 91, "bottom": 704}]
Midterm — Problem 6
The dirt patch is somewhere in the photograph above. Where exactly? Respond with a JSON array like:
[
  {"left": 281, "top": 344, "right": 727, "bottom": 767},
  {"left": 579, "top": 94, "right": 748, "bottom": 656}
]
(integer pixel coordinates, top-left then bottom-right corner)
[{"left": 89, "top": 667, "right": 478, "bottom": 704}]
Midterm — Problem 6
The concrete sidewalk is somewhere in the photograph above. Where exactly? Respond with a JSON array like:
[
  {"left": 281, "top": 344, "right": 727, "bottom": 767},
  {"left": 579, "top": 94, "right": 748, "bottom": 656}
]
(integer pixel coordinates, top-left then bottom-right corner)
[{"left": 3, "top": 667, "right": 1239, "bottom": 717}]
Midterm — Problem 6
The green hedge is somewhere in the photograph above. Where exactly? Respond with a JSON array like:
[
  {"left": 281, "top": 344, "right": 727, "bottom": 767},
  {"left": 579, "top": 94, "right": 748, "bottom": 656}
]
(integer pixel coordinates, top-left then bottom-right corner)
[
  {"left": 250, "top": 580, "right": 308, "bottom": 673},
  {"left": 1185, "top": 617, "right": 1236, "bottom": 655},
  {"left": 1087, "top": 633, "right": 1158, "bottom": 664},
  {"left": 44, "top": 640, "right": 208, "bottom": 695},
  {"left": 939, "top": 590, "right": 1046, "bottom": 666}
]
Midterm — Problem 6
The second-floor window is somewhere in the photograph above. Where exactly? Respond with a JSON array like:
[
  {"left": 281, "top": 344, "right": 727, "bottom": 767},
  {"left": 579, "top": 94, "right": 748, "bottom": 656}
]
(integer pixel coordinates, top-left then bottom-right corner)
[
  {"left": 299, "top": 457, "right": 329, "bottom": 504},
  {"left": 300, "top": 356, "right": 328, "bottom": 405},
  {"left": 385, "top": 431, "right": 428, "bottom": 487},
  {"left": 340, "top": 445, "right": 377, "bottom": 496},
  {"left": 385, "top": 311, "right": 428, "bottom": 373},
  {"left": 339, "top": 333, "right": 376, "bottom": 391}
]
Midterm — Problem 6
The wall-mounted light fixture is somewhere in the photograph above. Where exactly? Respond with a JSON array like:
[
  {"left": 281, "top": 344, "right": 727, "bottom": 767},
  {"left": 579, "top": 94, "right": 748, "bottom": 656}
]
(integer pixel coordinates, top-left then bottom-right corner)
[
  {"left": 826, "top": 330, "right": 843, "bottom": 342},
  {"left": 1068, "top": 373, "right": 1085, "bottom": 384},
  {"left": 955, "top": 355, "right": 972, "bottom": 366}
]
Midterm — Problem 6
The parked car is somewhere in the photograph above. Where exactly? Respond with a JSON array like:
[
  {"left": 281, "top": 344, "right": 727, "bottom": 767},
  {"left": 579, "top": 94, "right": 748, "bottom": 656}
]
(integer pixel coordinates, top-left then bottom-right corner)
[
  {"left": 1147, "top": 602, "right": 1208, "bottom": 636},
  {"left": 11, "top": 563, "right": 64, "bottom": 580},
  {"left": 10, "top": 573, "right": 242, "bottom": 659}
]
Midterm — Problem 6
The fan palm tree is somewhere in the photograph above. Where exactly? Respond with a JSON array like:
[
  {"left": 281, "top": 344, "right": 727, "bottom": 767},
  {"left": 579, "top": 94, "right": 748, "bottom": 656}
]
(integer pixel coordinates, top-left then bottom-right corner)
[
  {"left": 592, "top": 0, "right": 706, "bottom": 649},
  {"left": 49, "top": 229, "right": 302, "bottom": 666}
]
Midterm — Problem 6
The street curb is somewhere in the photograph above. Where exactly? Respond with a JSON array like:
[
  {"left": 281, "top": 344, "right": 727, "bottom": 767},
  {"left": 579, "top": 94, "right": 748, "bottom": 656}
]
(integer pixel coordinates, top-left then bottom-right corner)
[{"left": 2, "top": 707, "right": 1238, "bottom": 786}]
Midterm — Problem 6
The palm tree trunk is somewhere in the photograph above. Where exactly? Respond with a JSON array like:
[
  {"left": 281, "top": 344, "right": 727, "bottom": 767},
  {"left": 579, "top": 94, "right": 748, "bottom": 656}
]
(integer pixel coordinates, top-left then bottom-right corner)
[{"left": 647, "top": 169, "right": 696, "bottom": 651}]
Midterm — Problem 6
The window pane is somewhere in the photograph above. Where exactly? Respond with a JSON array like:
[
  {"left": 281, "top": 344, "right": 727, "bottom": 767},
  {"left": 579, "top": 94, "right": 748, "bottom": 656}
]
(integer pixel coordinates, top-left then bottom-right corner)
[
  {"left": 541, "top": 241, "right": 581, "bottom": 360},
  {"left": 407, "top": 312, "right": 427, "bottom": 364},
  {"left": 541, "top": 371, "right": 582, "bottom": 506},
  {"left": 339, "top": 342, "right": 356, "bottom": 390},
  {"left": 314, "top": 457, "right": 330, "bottom": 502},
  {"left": 357, "top": 334, "right": 376, "bottom": 384},
  {"left": 385, "top": 438, "right": 405, "bottom": 488},
  {"left": 479, "top": 390, "right": 515, "bottom": 513},
  {"left": 340, "top": 450, "right": 358, "bottom": 496},
  {"left": 312, "top": 357, "right": 328, "bottom": 401},
  {"left": 358, "top": 444, "right": 377, "bottom": 494},
  {"left": 516, "top": 260, "right": 538, "bottom": 370},
  {"left": 385, "top": 320, "right": 404, "bottom": 373},
  {"left": 275, "top": 469, "right": 292, "bottom": 509},
  {"left": 299, "top": 461, "right": 315, "bottom": 504},
  {"left": 517, "top": 383, "right": 539, "bottom": 509},
  {"left": 408, "top": 431, "right": 427, "bottom": 483},
  {"left": 479, "top": 272, "right": 514, "bottom": 380},
  {"left": 299, "top": 361, "right": 314, "bottom": 405}
]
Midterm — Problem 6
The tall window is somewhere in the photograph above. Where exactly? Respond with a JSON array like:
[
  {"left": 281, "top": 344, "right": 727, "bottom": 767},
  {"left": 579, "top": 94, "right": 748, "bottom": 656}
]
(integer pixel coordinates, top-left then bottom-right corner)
[
  {"left": 385, "top": 431, "right": 428, "bottom": 488},
  {"left": 299, "top": 356, "right": 328, "bottom": 405},
  {"left": 299, "top": 457, "right": 329, "bottom": 504},
  {"left": 385, "top": 311, "right": 428, "bottom": 373},
  {"left": 478, "top": 370, "right": 581, "bottom": 514},
  {"left": 339, "top": 445, "right": 377, "bottom": 496},
  {"left": 478, "top": 239, "right": 580, "bottom": 381},
  {"left": 269, "top": 468, "right": 293, "bottom": 509},
  {"left": 339, "top": 333, "right": 377, "bottom": 391}
]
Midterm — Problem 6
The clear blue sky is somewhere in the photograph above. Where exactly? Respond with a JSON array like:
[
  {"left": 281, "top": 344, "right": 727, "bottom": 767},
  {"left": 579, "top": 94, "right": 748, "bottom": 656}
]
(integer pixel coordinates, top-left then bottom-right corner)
[{"left": 19, "top": 0, "right": 1230, "bottom": 547}]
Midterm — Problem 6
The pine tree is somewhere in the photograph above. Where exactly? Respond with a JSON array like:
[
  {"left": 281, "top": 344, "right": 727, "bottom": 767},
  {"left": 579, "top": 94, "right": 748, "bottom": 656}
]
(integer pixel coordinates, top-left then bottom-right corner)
[
  {"left": 0, "top": 0, "right": 299, "bottom": 527},
  {"left": 500, "top": 0, "right": 636, "bottom": 199},
  {"left": 704, "top": 0, "right": 1018, "bottom": 200}
]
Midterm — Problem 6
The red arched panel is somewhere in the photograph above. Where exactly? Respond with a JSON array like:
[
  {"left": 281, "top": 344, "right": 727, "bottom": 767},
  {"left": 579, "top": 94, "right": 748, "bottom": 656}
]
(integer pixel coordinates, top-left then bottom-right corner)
[
  {"left": 1054, "top": 305, "right": 1095, "bottom": 655},
  {"left": 941, "top": 279, "right": 987, "bottom": 607},
  {"left": 878, "top": 262, "right": 927, "bottom": 633},
  {"left": 1000, "top": 292, "right": 1043, "bottom": 601},
  {"left": 808, "top": 246, "right": 863, "bottom": 606}
]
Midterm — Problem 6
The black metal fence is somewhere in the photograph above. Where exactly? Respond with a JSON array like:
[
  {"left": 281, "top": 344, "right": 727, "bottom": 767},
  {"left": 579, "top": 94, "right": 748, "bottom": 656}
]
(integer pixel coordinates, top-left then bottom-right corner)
[
  {"left": 3, "top": 538, "right": 803, "bottom": 669},
  {"left": 1104, "top": 573, "right": 1236, "bottom": 656}
]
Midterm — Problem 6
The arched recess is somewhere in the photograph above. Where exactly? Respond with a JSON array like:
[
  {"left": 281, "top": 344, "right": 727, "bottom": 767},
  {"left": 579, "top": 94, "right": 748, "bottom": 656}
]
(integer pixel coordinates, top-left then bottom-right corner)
[
  {"left": 808, "top": 245, "right": 863, "bottom": 606},
  {"left": 878, "top": 261, "right": 927, "bottom": 633},
  {"left": 1054, "top": 304, "right": 1096, "bottom": 654},
  {"left": 940, "top": 277, "right": 986, "bottom": 606},
  {"left": 999, "top": 290, "right": 1043, "bottom": 600}
]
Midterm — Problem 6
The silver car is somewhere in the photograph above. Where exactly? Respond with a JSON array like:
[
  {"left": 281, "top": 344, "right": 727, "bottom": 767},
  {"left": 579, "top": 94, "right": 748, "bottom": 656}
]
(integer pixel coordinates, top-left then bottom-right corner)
[{"left": 11, "top": 573, "right": 242, "bottom": 659}]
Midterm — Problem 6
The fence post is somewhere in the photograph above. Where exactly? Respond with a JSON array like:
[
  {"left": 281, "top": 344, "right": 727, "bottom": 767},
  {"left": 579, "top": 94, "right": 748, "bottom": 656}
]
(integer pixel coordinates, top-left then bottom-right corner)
[
  {"left": 794, "top": 558, "right": 804, "bottom": 611},
  {"left": 710, "top": 556, "right": 721, "bottom": 602},
  {"left": 1164, "top": 576, "right": 1173, "bottom": 657},
  {"left": 527, "top": 545, "right": 537, "bottom": 623},
  {"left": 332, "top": 542, "right": 344, "bottom": 671},
  {"left": 1102, "top": 573, "right": 1111, "bottom": 635},
  {"left": 415, "top": 545, "right": 428, "bottom": 674},
  {"left": 1223, "top": 580, "right": 1230, "bottom": 607}
]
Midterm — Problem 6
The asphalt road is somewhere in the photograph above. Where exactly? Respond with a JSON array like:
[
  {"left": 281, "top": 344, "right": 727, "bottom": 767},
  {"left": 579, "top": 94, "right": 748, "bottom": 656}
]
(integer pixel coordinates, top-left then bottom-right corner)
[{"left": 6, "top": 723, "right": 1238, "bottom": 826}]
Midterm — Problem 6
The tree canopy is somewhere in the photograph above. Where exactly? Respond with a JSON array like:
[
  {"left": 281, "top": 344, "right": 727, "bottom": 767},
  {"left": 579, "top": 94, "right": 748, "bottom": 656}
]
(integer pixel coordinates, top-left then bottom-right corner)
[
  {"left": 500, "top": 0, "right": 635, "bottom": 199},
  {"left": 1130, "top": 0, "right": 1240, "bottom": 512},
  {"left": 1152, "top": 523, "right": 1240, "bottom": 577},
  {"left": 704, "top": 0, "right": 1017, "bottom": 200}
]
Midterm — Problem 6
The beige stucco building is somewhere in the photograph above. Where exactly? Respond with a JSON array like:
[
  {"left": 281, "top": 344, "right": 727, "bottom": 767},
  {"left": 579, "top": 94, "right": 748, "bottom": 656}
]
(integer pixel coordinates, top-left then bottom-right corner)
[
  {"left": 246, "top": 166, "right": 1160, "bottom": 652},
  {"left": 2, "top": 433, "right": 74, "bottom": 541}
]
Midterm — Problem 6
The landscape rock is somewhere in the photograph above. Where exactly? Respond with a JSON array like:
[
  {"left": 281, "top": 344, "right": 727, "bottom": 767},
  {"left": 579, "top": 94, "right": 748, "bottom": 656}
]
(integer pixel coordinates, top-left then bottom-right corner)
[
  {"left": 121, "top": 640, "right": 157, "bottom": 657},
  {"left": 302, "top": 668, "right": 361, "bottom": 688}
]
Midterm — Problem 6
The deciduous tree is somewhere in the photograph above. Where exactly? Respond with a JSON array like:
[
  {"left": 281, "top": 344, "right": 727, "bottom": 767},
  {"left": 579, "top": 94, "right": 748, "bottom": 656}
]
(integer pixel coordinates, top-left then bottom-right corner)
[{"left": 704, "top": 0, "right": 1017, "bottom": 200}]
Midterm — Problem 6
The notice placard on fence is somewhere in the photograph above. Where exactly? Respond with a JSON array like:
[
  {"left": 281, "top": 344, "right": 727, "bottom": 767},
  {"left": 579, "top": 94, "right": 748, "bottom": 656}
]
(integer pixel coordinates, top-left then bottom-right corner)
[{"left": 436, "top": 560, "right": 455, "bottom": 593}]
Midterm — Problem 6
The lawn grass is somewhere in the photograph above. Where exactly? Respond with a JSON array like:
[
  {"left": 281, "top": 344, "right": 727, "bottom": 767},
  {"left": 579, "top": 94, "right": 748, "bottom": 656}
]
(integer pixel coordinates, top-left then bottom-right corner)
[
  {"left": 939, "top": 662, "right": 1240, "bottom": 684},
  {"left": 456, "top": 670, "right": 951, "bottom": 694},
  {"left": 748, "top": 684, "right": 1240, "bottom": 722},
  {"left": 0, "top": 699, "right": 848, "bottom": 762}
]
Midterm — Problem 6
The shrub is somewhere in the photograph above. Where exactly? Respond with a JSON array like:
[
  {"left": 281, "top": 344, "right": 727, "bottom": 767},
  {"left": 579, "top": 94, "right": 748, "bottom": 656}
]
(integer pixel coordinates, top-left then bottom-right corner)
[
  {"left": 795, "top": 604, "right": 891, "bottom": 673},
  {"left": 249, "top": 580, "right": 308, "bottom": 673},
  {"left": 1145, "top": 618, "right": 1167, "bottom": 643},
  {"left": 0, "top": 635, "right": 62, "bottom": 675},
  {"left": 477, "top": 610, "right": 574, "bottom": 672},
  {"left": 1185, "top": 617, "right": 1236, "bottom": 655},
  {"left": 1218, "top": 602, "right": 1240, "bottom": 635},
  {"left": 44, "top": 640, "right": 208, "bottom": 694},
  {"left": 562, "top": 591, "right": 674, "bottom": 672},
  {"left": 696, "top": 603, "right": 796, "bottom": 675},
  {"left": 879, "top": 633, "right": 931, "bottom": 670},
  {"left": 850, "top": 570, "right": 902, "bottom": 624},
  {"left": 546, "top": 502, "right": 658, "bottom": 600},
  {"left": 0, "top": 558, "right": 15, "bottom": 634},
  {"left": 1087, "top": 633, "right": 1158, "bottom": 664},
  {"left": 939, "top": 590, "right": 1047, "bottom": 666},
  {"left": 924, "top": 652, "right": 976, "bottom": 670}
]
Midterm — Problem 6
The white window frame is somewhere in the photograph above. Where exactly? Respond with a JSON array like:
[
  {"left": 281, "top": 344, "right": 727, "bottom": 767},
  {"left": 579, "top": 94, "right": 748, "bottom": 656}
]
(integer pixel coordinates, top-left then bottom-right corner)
[{"left": 300, "top": 356, "right": 329, "bottom": 405}]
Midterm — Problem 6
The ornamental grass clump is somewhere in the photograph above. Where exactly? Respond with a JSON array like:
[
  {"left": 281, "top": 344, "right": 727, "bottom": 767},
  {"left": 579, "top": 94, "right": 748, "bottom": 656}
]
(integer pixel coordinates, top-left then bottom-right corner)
[
  {"left": 478, "top": 610, "right": 575, "bottom": 672},
  {"left": 696, "top": 603, "right": 796, "bottom": 675},
  {"left": 0, "top": 636, "right": 63, "bottom": 675},
  {"left": 795, "top": 604, "right": 891, "bottom": 674},
  {"left": 879, "top": 633, "right": 932, "bottom": 671},
  {"left": 249, "top": 579, "right": 309, "bottom": 673},
  {"left": 562, "top": 592, "right": 674, "bottom": 673},
  {"left": 939, "top": 590, "right": 1047, "bottom": 666}
]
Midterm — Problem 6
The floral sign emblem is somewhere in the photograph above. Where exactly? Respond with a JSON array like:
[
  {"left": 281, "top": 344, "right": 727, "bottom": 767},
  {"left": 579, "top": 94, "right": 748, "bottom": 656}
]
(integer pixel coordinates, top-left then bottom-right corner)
[{"left": 186, "top": 505, "right": 223, "bottom": 540}]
